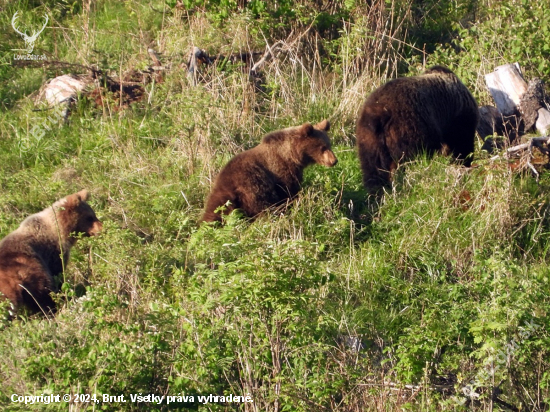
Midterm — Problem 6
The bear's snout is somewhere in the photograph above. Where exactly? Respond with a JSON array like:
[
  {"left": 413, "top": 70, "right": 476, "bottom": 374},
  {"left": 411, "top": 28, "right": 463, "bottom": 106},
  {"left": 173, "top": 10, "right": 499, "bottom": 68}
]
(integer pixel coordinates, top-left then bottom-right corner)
[
  {"left": 323, "top": 150, "right": 338, "bottom": 167},
  {"left": 89, "top": 220, "right": 103, "bottom": 236}
]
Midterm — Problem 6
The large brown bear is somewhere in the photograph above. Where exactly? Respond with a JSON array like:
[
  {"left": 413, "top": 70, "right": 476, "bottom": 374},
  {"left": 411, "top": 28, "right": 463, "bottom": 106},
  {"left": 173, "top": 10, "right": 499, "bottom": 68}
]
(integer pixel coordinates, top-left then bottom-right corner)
[
  {"left": 356, "top": 65, "right": 479, "bottom": 191},
  {"left": 0, "top": 190, "right": 102, "bottom": 315},
  {"left": 202, "top": 120, "right": 337, "bottom": 222}
]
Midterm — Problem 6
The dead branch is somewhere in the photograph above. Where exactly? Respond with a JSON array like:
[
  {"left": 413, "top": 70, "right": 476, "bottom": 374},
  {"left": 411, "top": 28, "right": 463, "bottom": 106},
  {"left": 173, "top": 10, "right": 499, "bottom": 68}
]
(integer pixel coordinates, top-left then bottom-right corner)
[
  {"left": 249, "top": 41, "right": 283, "bottom": 77},
  {"left": 489, "top": 136, "right": 550, "bottom": 179},
  {"left": 187, "top": 46, "right": 212, "bottom": 85},
  {"left": 147, "top": 48, "right": 163, "bottom": 69},
  {"left": 12, "top": 59, "right": 102, "bottom": 76},
  {"left": 184, "top": 29, "right": 313, "bottom": 87},
  {"left": 506, "top": 136, "right": 550, "bottom": 155}
]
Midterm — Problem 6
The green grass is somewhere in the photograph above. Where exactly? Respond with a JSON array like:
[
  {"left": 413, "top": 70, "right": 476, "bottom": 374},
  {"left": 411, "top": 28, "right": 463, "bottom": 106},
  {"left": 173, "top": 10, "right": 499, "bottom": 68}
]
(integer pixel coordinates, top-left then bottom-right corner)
[{"left": 0, "top": 0, "right": 550, "bottom": 410}]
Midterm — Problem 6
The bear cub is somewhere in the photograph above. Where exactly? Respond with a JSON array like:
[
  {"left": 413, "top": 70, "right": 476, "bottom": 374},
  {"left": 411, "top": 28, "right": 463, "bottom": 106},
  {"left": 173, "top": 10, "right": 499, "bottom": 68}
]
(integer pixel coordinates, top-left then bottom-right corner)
[
  {"left": 202, "top": 120, "right": 337, "bottom": 222},
  {"left": 0, "top": 190, "right": 102, "bottom": 315},
  {"left": 356, "top": 65, "right": 479, "bottom": 191}
]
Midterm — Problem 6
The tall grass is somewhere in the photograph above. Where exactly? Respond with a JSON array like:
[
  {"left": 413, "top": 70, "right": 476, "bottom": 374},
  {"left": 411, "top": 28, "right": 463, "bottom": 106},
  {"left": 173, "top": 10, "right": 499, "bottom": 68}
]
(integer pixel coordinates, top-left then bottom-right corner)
[{"left": 0, "top": 0, "right": 549, "bottom": 411}]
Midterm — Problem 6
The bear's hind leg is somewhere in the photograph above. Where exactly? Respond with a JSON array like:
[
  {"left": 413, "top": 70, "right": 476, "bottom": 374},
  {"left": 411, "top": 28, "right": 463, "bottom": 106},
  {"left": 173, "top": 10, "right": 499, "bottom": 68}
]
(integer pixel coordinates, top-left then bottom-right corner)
[{"left": 445, "top": 118, "right": 476, "bottom": 167}]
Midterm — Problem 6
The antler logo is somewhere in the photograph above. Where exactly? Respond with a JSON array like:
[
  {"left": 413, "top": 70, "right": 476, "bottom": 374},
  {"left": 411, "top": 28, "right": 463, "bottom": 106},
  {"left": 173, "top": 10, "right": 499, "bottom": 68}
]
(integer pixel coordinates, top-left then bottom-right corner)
[{"left": 11, "top": 11, "right": 48, "bottom": 54}]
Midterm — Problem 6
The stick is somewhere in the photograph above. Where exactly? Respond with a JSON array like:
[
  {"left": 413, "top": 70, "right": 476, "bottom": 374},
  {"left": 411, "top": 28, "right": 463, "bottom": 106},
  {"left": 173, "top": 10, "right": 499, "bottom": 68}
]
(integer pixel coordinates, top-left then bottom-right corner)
[{"left": 249, "top": 41, "right": 283, "bottom": 76}]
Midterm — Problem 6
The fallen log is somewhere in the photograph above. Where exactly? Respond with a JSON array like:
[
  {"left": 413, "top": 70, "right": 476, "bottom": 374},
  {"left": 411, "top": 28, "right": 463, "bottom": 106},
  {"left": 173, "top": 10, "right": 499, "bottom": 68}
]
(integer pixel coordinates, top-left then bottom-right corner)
[
  {"left": 537, "top": 107, "right": 550, "bottom": 135},
  {"left": 485, "top": 63, "right": 527, "bottom": 116},
  {"left": 485, "top": 63, "right": 550, "bottom": 135},
  {"left": 520, "top": 78, "right": 546, "bottom": 130}
]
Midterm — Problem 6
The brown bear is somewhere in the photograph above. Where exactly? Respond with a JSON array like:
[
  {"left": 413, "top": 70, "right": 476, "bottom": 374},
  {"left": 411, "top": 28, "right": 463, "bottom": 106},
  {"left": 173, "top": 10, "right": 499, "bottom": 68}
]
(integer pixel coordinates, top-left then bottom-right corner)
[
  {"left": 356, "top": 65, "right": 479, "bottom": 191},
  {"left": 202, "top": 120, "right": 337, "bottom": 222},
  {"left": 0, "top": 190, "right": 102, "bottom": 315}
]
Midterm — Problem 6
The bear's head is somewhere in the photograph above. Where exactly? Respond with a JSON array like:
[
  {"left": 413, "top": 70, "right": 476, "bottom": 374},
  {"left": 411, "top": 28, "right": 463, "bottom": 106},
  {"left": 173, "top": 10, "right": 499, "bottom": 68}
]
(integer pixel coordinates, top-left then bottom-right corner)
[
  {"left": 296, "top": 120, "right": 338, "bottom": 167},
  {"left": 56, "top": 190, "right": 103, "bottom": 240}
]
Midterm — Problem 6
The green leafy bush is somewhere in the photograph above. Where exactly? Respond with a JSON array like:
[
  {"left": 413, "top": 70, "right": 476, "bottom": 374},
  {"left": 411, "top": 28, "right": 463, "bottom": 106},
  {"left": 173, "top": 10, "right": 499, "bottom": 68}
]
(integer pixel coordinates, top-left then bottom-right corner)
[{"left": 424, "top": 1, "right": 550, "bottom": 101}]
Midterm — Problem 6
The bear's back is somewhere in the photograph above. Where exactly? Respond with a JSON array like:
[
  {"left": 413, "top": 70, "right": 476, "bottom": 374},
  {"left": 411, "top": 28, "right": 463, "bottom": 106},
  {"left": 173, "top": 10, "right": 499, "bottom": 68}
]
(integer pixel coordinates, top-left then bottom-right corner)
[
  {"left": 364, "top": 72, "right": 473, "bottom": 122},
  {"left": 356, "top": 66, "right": 478, "bottom": 190},
  {"left": 217, "top": 144, "right": 299, "bottom": 203}
]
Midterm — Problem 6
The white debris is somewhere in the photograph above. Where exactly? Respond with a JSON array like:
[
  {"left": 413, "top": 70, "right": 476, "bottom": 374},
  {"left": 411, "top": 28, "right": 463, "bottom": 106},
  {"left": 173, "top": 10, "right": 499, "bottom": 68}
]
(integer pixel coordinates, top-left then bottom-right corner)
[{"left": 37, "top": 74, "right": 91, "bottom": 107}]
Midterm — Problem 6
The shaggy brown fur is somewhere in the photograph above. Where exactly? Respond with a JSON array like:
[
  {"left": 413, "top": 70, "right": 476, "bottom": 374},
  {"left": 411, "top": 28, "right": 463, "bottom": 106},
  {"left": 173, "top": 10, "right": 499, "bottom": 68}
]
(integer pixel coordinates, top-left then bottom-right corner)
[
  {"left": 0, "top": 190, "right": 102, "bottom": 315},
  {"left": 356, "top": 65, "right": 479, "bottom": 191},
  {"left": 202, "top": 120, "right": 337, "bottom": 222}
]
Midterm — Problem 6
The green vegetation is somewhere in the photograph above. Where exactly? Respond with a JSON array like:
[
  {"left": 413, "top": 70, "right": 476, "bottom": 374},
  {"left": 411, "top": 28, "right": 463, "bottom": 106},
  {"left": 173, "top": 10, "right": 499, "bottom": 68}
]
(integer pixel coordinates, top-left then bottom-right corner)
[{"left": 0, "top": 0, "right": 549, "bottom": 410}]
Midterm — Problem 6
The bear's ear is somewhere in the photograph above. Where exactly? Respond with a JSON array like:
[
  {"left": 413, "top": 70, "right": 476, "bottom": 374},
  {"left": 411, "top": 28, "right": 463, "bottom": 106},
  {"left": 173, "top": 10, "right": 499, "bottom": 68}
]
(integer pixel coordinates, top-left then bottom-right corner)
[
  {"left": 64, "top": 190, "right": 89, "bottom": 208},
  {"left": 300, "top": 123, "right": 314, "bottom": 136},
  {"left": 315, "top": 119, "right": 330, "bottom": 131},
  {"left": 76, "top": 189, "right": 90, "bottom": 202}
]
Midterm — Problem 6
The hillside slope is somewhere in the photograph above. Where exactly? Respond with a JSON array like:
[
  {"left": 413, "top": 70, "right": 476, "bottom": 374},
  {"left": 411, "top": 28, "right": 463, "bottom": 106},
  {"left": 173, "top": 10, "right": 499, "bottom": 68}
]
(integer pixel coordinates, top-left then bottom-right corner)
[{"left": 0, "top": 0, "right": 549, "bottom": 410}]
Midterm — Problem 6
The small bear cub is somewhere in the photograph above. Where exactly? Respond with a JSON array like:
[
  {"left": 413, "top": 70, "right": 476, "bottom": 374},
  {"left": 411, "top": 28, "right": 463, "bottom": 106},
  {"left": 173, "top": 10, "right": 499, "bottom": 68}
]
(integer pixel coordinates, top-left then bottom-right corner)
[
  {"left": 202, "top": 120, "right": 337, "bottom": 222},
  {"left": 0, "top": 190, "right": 102, "bottom": 315}
]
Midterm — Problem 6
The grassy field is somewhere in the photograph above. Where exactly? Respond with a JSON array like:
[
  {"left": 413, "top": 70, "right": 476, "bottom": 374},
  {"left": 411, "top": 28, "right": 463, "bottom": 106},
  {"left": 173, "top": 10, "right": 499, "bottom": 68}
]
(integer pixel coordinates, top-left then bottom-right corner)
[{"left": 1, "top": 0, "right": 550, "bottom": 410}]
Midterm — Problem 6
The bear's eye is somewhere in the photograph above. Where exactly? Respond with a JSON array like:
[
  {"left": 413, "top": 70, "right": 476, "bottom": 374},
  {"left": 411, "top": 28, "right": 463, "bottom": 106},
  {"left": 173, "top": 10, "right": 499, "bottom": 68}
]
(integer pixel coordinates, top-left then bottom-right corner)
[{"left": 86, "top": 216, "right": 96, "bottom": 222}]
